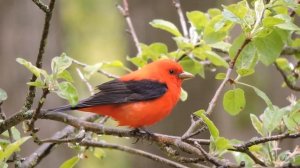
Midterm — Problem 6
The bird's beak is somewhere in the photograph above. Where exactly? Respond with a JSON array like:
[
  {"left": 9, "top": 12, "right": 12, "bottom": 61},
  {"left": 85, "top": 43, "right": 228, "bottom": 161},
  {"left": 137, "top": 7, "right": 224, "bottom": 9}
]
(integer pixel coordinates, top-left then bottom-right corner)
[{"left": 178, "top": 71, "right": 194, "bottom": 80}]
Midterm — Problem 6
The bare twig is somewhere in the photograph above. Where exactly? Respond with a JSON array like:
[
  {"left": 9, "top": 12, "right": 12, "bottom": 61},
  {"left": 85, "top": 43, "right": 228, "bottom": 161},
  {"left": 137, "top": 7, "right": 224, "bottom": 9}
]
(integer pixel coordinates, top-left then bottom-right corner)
[
  {"left": 117, "top": 0, "right": 142, "bottom": 55},
  {"left": 72, "top": 59, "right": 119, "bottom": 79},
  {"left": 194, "top": 142, "right": 239, "bottom": 168},
  {"left": 22, "top": 0, "right": 56, "bottom": 111},
  {"left": 20, "top": 114, "right": 99, "bottom": 168},
  {"left": 243, "top": 149, "right": 266, "bottom": 167},
  {"left": 76, "top": 68, "right": 95, "bottom": 94},
  {"left": 172, "top": 0, "right": 188, "bottom": 38},
  {"left": 27, "top": 88, "right": 49, "bottom": 133},
  {"left": 182, "top": 38, "right": 252, "bottom": 139},
  {"left": 32, "top": 0, "right": 49, "bottom": 13},
  {"left": 274, "top": 62, "right": 300, "bottom": 91},
  {"left": 81, "top": 140, "right": 189, "bottom": 168},
  {"left": 234, "top": 132, "right": 300, "bottom": 149}
]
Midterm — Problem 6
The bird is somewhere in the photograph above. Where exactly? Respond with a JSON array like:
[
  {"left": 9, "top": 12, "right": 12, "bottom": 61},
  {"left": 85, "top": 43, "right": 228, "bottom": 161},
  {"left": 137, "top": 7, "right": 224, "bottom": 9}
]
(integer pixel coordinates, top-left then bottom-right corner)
[{"left": 48, "top": 59, "right": 194, "bottom": 128}]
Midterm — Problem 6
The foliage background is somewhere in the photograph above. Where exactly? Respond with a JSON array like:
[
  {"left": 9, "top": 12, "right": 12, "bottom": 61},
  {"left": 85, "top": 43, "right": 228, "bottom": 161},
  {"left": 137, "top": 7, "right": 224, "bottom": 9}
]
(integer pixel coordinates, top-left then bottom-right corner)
[{"left": 0, "top": 0, "right": 298, "bottom": 167}]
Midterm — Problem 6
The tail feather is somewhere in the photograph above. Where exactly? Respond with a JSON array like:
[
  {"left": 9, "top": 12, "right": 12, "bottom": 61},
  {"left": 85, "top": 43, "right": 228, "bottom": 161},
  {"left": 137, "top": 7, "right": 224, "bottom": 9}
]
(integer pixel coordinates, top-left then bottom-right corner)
[{"left": 47, "top": 104, "right": 75, "bottom": 112}]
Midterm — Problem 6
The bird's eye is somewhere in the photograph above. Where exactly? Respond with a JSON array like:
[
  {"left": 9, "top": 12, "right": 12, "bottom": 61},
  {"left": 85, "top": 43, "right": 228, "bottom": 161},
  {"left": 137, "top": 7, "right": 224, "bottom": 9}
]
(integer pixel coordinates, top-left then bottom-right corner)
[{"left": 169, "top": 69, "right": 175, "bottom": 74}]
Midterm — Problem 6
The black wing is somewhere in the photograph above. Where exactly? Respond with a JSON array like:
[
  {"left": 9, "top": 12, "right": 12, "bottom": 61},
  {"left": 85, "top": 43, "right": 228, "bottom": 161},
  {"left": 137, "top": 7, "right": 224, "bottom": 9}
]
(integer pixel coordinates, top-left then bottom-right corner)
[{"left": 48, "top": 79, "right": 167, "bottom": 111}]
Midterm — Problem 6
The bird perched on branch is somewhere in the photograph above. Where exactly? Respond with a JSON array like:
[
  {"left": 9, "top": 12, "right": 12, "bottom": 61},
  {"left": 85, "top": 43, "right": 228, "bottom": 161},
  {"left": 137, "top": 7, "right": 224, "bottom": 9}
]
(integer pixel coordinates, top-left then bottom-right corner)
[{"left": 48, "top": 59, "right": 193, "bottom": 128}]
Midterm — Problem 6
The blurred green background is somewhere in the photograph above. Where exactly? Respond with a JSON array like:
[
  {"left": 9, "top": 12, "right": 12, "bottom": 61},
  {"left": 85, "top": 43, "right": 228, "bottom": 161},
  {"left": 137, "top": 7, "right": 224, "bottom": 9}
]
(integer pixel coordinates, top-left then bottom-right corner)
[{"left": 0, "top": 0, "right": 298, "bottom": 167}]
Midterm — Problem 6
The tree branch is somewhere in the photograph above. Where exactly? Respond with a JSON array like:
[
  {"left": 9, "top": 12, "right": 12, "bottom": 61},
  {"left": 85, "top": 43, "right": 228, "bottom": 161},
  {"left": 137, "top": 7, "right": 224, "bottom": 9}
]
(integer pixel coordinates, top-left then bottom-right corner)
[
  {"left": 80, "top": 140, "right": 189, "bottom": 168},
  {"left": 274, "top": 62, "right": 300, "bottom": 91},
  {"left": 22, "top": 0, "right": 56, "bottom": 111},
  {"left": 32, "top": 0, "right": 49, "bottom": 13},
  {"left": 182, "top": 38, "right": 252, "bottom": 139},
  {"left": 172, "top": 0, "right": 188, "bottom": 38},
  {"left": 117, "top": 0, "right": 142, "bottom": 55},
  {"left": 20, "top": 114, "right": 100, "bottom": 168},
  {"left": 194, "top": 142, "right": 239, "bottom": 168}
]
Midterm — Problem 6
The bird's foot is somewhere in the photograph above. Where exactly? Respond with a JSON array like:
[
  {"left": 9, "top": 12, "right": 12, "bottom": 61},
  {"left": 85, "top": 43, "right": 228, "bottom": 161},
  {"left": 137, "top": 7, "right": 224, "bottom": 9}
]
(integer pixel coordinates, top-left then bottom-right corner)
[{"left": 129, "top": 127, "right": 154, "bottom": 144}]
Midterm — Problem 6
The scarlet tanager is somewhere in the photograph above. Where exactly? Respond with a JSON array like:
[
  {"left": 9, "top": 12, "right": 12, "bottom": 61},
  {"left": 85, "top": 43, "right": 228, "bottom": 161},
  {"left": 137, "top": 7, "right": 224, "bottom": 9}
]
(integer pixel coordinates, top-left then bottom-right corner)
[{"left": 49, "top": 59, "right": 194, "bottom": 128}]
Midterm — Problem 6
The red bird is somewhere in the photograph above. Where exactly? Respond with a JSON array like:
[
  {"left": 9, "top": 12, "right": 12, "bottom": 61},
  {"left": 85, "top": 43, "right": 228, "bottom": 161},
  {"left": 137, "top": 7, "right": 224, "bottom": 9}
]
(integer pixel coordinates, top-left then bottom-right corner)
[{"left": 49, "top": 59, "right": 194, "bottom": 128}]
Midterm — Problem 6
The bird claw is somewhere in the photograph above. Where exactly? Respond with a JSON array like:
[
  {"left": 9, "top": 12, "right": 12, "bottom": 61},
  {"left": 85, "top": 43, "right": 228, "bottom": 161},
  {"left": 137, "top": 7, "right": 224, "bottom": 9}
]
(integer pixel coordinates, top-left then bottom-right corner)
[{"left": 129, "top": 128, "right": 154, "bottom": 144}]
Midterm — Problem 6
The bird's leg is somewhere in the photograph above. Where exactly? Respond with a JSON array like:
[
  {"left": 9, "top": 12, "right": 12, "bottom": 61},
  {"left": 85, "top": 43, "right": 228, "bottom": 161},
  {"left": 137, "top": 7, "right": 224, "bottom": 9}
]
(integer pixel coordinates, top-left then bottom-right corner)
[{"left": 129, "top": 127, "right": 154, "bottom": 144}]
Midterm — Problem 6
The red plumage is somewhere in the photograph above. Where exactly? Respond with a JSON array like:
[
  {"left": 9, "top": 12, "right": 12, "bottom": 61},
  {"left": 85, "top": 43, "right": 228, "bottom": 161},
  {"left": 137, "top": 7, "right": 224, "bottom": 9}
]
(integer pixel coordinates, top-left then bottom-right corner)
[{"left": 50, "top": 59, "right": 193, "bottom": 128}]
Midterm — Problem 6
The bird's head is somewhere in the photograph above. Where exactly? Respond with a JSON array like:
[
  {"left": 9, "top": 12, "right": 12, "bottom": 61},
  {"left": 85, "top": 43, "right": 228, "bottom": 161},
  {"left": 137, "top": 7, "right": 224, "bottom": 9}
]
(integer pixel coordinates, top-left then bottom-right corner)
[
  {"left": 122, "top": 59, "right": 194, "bottom": 88},
  {"left": 142, "top": 59, "right": 194, "bottom": 87}
]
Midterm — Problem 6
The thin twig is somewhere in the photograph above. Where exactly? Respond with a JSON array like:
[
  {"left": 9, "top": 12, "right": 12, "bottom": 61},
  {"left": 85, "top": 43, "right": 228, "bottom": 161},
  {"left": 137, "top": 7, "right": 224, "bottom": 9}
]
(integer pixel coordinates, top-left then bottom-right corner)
[
  {"left": 76, "top": 68, "right": 95, "bottom": 94},
  {"left": 172, "top": 0, "right": 188, "bottom": 38},
  {"left": 80, "top": 140, "right": 189, "bottom": 168},
  {"left": 234, "top": 132, "right": 300, "bottom": 149},
  {"left": 243, "top": 149, "right": 266, "bottom": 167},
  {"left": 117, "top": 0, "right": 142, "bottom": 55},
  {"left": 22, "top": 0, "right": 56, "bottom": 111},
  {"left": 72, "top": 59, "right": 119, "bottom": 79},
  {"left": 32, "top": 0, "right": 49, "bottom": 13},
  {"left": 274, "top": 62, "right": 300, "bottom": 91},
  {"left": 27, "top": 88, "right": 49, "bottom": 133},
  {"left": 182, "top": 38, "right": 252, "bottom": 139},
  {"left": 194, "top": 142, "right": 239, "bottom": 168}
]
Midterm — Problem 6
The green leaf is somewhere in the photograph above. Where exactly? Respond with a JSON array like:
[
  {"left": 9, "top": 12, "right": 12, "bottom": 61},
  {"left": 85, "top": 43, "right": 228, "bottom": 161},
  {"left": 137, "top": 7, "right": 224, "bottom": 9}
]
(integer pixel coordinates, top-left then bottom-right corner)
[
  {"left": 194, "top": 110, "right": 219, "bottom": 139},
  {"left": 0, "top": 88, "right": 7, "bottom": 102},
  {"left": 236, "top": 68, "right": 255, "bottom": 77},
  {"left": 252, "top": 86, "right": 274, "bottom": 110},
  {"left": 56, "top": 82, "right": 78, "bottom": 106},
  {"left": 192, "top": 45, "right": 211, "bottom": 60},
  {"left": 179, "top": 57, "right": 204, "bottom": 78},
  {"left": 94, "top": 148, "right": 106, "bottom": 159},
  {"left": 150, "top": 19, "right": 182, "bottom": 37},
  {"left": 263, "top": 106, "right": 285, "bottom": 133},
  {"left": 0, "top": 136, "right": 31, "bottom": 161},
  {"left": 83, "top": 63, "right": 103, "bottom": 79},
  {"left": 173, "top": 37, "right": 194, "bottom": 51},
  {"left": 205, "top": 51, "right": 229, "bottom": 68},
  {"left": 16, "top": 58, "right": 44, "bottom": 78},
  {"left": 291, "top": 155, "right": 300, "bottom": 166},
  {"left": 254, "top": 29, "right": 285, "bottom": 65},
  {"left": 262, "top": 17, "right": 285, "bottom": 27},
  {"left": 215, "top": 73, "right": 226, "bottom": 80},
  {"left": 57, "top": 70, "right": 74, "bottom": 82},
  {"left": 127, "top": 56, "right": 147, "bottom": 68},
  {"left": 207, "top": 8, "right": 222, "bottom": 17},
  {"left": 276, "top": 22, "right": 300, "bottom": 31},
  {"left": 229, "top": 35, "right": 258, "bottom": 73},
  {"left": 59, "top": 156, "right": 80, "bottom": 168},
  {"left": 209, "top": 41, "right": 231, "bottom": 53},
  {"left": 102, "top": 60, "right": 124, "bottom": 69},
  {"left": 222, "top": 1, "right": 249, "bottom": 24},
  {"left": 186, "top": 11, "right": 208, "bottom": 31},
  {"left": 215, "top": 137, "right": 232, "bottom": 152},
  {"left": 51, "top": 53, "right": 73, "bottom": 75},
  {"left": 232, "top": 152, "right": 254, "bottom": 167},
  {"left": 276, "top": 58, "right": 292, "bottom": 71},
  {"left": 250, "top": 114, "right": 264, "bottom": 136},
  {"left": 2, "top": 127, "right": 21, "bottom": 141},
  {"left": 283, "top": 112, "right": 300, "bottom": 132},
  {"left": 203, "top": 15, "right": 233, "bottom": 44},
  {"left": 180, "top": 88, "right": 188, "bottom": 102},
  {"left": 223, "top": 88, "right": 246, "bottom": 116},
  {"left": 27, "top": 80, "right": 45, "bottom": 88}
]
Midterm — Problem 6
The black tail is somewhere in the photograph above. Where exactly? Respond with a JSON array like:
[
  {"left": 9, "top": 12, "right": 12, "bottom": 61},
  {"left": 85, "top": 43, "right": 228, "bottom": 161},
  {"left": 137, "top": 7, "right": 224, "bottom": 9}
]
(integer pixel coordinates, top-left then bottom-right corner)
[{"left": 46, "top": 104, "right": 74, "bottom": 112}]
